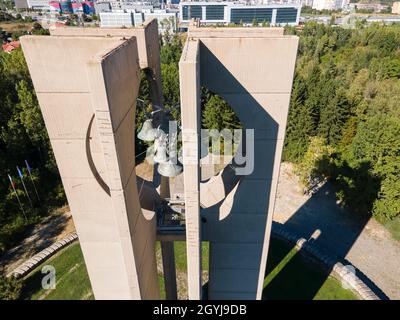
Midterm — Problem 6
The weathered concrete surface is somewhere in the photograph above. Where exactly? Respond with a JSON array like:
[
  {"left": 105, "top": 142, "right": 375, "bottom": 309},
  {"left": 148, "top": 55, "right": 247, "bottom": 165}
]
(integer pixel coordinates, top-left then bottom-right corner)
[
  {"left": 21, "top": 35, "right": 159, "bottom": 300},
  {"left": 50, "top": 19, "right": 163, "bottom": 106},
  {"left": 180, "top": 26, "right": 298, "bottom": 300},
  {"left": 179, "top": 38, "right": 202, "bottom": 300}
]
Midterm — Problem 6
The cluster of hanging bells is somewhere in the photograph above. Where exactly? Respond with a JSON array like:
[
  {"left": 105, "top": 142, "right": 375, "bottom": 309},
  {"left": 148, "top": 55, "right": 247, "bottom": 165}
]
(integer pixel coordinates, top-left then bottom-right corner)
[
  {"left": 137, "top": 118, "right": 182, "bottom": 177},
  {"left": 137, "top": 118, "right": 210, "bottom": 177}
]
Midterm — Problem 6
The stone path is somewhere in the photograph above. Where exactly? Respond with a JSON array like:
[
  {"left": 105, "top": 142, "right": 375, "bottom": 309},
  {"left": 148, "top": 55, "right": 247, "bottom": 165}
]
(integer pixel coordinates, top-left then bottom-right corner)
[
  {"left": 0, "top": 207, "right": 75, "bottom": 275},
  {"left": 10, "top": 232, "right": 78, "bottom": 278},
  {"left": 273, "top": 162, "right": 400, "bottom": 300}
]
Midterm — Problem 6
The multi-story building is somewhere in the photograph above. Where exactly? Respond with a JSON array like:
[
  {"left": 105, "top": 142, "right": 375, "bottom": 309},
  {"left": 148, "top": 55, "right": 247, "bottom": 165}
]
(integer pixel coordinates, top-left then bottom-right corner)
[
  {"left": 179, "top": 2, "right": 301, "bottom": 26},
  {"left": 95, "top": 1, "right": 112, "bottom": 13},
  {"left": 121, "top": 1, "right": 154, "bottom": 11},
  {"left": 59, "top": 0, "right": 72, "bottom": 13},
  {"left": 26, "top": 0, "right": 51, "bottom": 10},
  {"left": 82, "top": 1, "right": 95, "bottom": 14},
  {"left": 301, "top": 0, "right": 314, "bottom": 7},
  {"left": 49, "top": 1, "right": 61, "bottom": 12},
  {"left": 393, "top": 2, "right": 400, "bottom": 14},
  {"left": 312, "top": 0, "right": 348, "bottom": 10},
  {"left": 353, "top": 2, "right": 389, "bottom": 13},
  {"left": 366, "top": 15, "right": 400, "bottom": 23},
  {"left": 15, "top": 0, "right": 95, "bottom": 13},
  {"left": 14, "top": 0, "right": 30, "bottom": 9},
  {"left": 99, "top": 8, "right": 178, "bottom": 32},
  {"left": 99, "top": 11, "right": 136, "bottom": 27}
]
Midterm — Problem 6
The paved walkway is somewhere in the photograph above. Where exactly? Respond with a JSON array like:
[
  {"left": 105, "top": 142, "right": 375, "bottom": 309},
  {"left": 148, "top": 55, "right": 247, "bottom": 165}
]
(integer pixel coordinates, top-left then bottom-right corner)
[
  {"left": 0, "top": 208, "right": 75, "bottom": 275},
  {"left": 273, "top": 163, "right": 400, "bottom": 300}
]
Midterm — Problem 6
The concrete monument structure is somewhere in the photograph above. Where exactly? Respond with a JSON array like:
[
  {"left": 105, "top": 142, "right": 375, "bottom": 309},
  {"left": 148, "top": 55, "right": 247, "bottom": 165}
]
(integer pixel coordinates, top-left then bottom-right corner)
[
  {"left": 21, "top": 19, "right": 298, "bottom": 300},
  {"left": 180, "top": 25, "right": 298, "bottom": 299},
  {"left": 21, "top": 20, "right": 163, "bottom": 300}
]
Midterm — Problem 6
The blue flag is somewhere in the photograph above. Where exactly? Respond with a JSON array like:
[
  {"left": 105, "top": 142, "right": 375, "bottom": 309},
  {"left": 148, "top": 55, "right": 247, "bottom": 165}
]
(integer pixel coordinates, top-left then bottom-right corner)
[
  {"left": 17, "top": 166, "right": 23, "bottom": 179},
  {"left": 25, "top": 160, "right": 31, "bottom": 175}
]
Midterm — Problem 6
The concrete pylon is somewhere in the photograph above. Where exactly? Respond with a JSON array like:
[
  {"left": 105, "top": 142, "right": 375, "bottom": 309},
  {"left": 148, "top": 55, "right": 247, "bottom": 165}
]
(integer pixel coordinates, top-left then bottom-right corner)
[
  {"left": 23, "top": 19, "right": 177, "bottom": 299},
  {"left": 180, "top": 26, "right": 299, "bottom": 300},
  {"left": 21, "top": 31, "right": 160, "bottom": 299},
  {"left": 180, "top": 38, "right": 202, "bottom": 300},
  {"left": 49, "top": 19, "right": 163, "bottom": 108}
]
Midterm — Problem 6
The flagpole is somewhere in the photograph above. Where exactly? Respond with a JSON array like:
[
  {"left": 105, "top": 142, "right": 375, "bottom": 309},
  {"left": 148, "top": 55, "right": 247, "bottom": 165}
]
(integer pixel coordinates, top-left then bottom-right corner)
[
  {"left": 8, "top": 174, "right": 27, "bottom": 221},
  {"left": 25, "top": 160, "right": 40, "bottom": 201},
  {"left": 17, "top": 166, "right": 33, "bottom": 208}
]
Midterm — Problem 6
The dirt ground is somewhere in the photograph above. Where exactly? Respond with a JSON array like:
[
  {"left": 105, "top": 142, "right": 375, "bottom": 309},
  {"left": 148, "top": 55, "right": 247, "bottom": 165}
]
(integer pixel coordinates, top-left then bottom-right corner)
[
  {"left": 274, "top": 162, "right": 400, "bottom": 300},
  {"left": 0, "top": 206, "right": 75, "bottom": 275},
  {"left": 0, "top": 22, "right": 33, "bottom": 33}
]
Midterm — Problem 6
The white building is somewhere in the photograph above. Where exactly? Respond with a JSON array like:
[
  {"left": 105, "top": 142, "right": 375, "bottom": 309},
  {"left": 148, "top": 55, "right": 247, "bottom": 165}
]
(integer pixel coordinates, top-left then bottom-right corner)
[
  {"left": 312, "top": 0, "right": 348, "bottom": 10},
  {"left": 393, "top": 2, "right": 400, "bottom": 14},
  {"left": 99, "top": 9, "right": 178, "bottom": 32},
  {"left": 97, "top": 0, "right": 156, "bottom": 10},
  {"left": 143, "top": 9, "right": 178, "bottom": 32},
  {"left": 17, "top": 0, "right": 50, "bottom": 10},
  {"left": 99, "top": 11, "right": 135, "bottom": 27},
  {"left": 301, "top": 0, "right": 314, "bottom": 7}
]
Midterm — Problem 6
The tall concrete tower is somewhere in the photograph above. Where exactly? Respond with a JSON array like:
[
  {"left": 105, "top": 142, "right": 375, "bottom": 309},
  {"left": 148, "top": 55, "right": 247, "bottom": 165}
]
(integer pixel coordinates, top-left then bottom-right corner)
[
  {"left": 180, "top": 25, "right": 298, "bottom": 299},
  {"left": 21, "top": 20, "right": 163, "bottom": 300}
]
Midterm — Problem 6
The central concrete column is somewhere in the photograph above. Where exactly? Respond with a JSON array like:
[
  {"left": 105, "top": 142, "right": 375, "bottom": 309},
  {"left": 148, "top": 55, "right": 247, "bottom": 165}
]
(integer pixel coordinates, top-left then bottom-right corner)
[
  {"left": 179, "top": 38, "right": 202, "bottom": 300},
  {"left": 161, "top": 241, "right": 178, "bottom": 300},
  {"left": 158, "top": 175, "right": 178, "bottom": 300},
  {"left": 180, "top": 26, "right": 298, "bottom": 300}
]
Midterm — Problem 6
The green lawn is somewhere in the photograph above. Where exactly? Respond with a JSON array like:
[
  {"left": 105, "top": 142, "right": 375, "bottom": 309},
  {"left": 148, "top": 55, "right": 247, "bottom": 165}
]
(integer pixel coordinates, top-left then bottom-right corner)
[
  {"left": 385, "top": 217, "right": 400, "bottom": 242},
  {"left": 156, "top": 241, "right": 209, "bottom": 272},
  {"left": 21, "top": 242, "right": 93, "bottom": 300},
  {"left": 262, "top": 238, "right": 357, "bottom": 300},
  {"left": 21, "top": 238, "right": 357, "bottom": 300}
]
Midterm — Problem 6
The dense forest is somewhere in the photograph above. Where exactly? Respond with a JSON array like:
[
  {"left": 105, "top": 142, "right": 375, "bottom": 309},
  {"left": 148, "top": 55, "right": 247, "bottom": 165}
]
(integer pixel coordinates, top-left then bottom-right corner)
[
  {"left": 0, "top": 43, "right": 65, "bottom": 255},
  {"left": 0, "top": 21, "right": 399, "bottom": 257},
  {"left": 284, "top": 22, "right": 400, "bottom": 224}
]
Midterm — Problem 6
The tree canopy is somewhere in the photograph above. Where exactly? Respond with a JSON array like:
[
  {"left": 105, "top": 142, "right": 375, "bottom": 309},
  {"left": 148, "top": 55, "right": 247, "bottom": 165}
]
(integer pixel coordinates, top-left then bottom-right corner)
[{"left": 284, "top": 22, "right": 400, "bottom": 222}]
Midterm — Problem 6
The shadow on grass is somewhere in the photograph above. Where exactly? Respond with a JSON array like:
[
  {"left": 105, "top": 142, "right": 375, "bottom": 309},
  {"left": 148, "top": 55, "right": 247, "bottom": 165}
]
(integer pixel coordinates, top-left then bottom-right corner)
[
  {"left": 277, "top": 160, "right": 389, "bottom": 300},
  {"left": 262, "top": 237, "right": 356, "bottom": 300},
  {"left": 20, "top": 267, "right": 45, "bottom": 300},
  {"left": 20, "top": 243, "right": 92, "bottom": 300}
]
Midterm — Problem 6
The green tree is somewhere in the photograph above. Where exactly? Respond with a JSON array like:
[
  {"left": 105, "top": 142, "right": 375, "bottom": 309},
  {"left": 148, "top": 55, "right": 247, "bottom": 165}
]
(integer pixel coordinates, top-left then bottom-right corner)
[
  {"left": 295, "top": 136, "right": 334, "bottom": 190},
  {"left": 161, "top": 63, "right": 180, "bottom": 108},
  {"left": 318, "top": 88, "right": 350, "bottom": 146},
  {"left": 284, "top": 76, "right": 310, "bottom": 161},
  {"left": 202, "top": 94, "right": 241, "bottom": 131},
  {"left": 350, "top": 115, "right": 400, "bottom": 177},
  {"left": 373, "top": 176, "right": 400, "bottom": 221},
  {"left": 0, "top": 273, "right": 22, "bottom": 300},
  {"left": 284, "top": 22, "right": 400, "bottom": 225},
  {"left": 31, "top": 22, "right": 50, "bottom": 36}
]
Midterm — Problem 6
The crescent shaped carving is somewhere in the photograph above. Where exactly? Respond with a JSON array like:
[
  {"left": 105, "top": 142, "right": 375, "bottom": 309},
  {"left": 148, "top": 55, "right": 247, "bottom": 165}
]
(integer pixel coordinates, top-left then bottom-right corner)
[{"left": 86, "top": 114, "right": 111, "bottom": 196}]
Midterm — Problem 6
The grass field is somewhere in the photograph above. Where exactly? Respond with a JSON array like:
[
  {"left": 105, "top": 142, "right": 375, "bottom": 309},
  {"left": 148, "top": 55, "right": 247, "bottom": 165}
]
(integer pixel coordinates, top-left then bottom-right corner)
[
  {"left": 385, "top": 217, "right": 400, "bottom": 242},
  {"left": 21, "top": 238, "right": 358, "bottom": 300},
  {"left": 262, "top": 238, "right": 357, "bottom": 300},
  {"left": 21, "top": 242, "right": 93, "bottom": 300}
]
